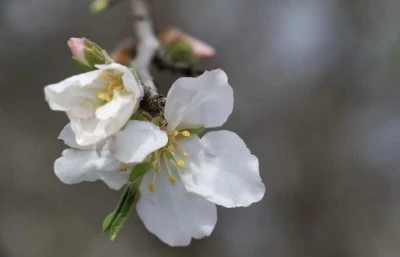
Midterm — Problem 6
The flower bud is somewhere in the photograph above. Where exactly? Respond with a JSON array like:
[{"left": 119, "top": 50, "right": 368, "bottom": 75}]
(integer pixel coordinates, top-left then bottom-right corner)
[
  {"left": 68, "top": 37, "right": 109, "bottom": 72},
  {"left": 159, "top": 27, "right": 216, "bottom": 60}
]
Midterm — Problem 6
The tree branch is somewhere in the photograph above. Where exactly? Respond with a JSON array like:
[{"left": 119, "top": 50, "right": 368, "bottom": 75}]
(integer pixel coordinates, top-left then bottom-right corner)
[{"left": 130, "top": 0, "right": 165, "bottom": 115}]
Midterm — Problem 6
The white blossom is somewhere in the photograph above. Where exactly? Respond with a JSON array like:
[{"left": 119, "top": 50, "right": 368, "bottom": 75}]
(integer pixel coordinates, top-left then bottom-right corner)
[
  {"left": 111, "top": 69, "right": 266, "bottom": 246},
  {"left": 54, "top": 124, "right": 129, "bottom": 190},
  {"left": 44, "top": 63, "right": 143, "bottom": 146}
]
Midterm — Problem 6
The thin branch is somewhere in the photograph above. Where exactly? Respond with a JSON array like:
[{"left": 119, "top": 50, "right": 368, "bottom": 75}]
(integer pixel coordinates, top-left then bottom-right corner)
[
  {"left": 130, "top": 0, "right": 158, "bottom": 92},
  {"left": 130, "top": 0, "right": 165, "bottom": 115}
]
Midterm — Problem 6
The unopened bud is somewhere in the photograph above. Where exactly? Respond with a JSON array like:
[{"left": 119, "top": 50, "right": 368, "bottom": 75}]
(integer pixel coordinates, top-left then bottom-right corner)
[
  {"left": 68, "top": 37, "right": 110, "bottom": 72},
  {"left": 68, "top": 38, "right": 87, "bottom": 65},
  {"left": 159, "top": 27, "right": 216, "bottom": 59}
]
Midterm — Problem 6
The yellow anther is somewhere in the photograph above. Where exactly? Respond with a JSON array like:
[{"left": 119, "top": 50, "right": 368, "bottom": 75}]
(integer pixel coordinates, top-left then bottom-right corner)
[
  {"left": 166, "top": 145, "right": 175, "bottom": 152},
  {"left": 176, "top": 160, "right": 185, "bottom": 168},
  {"left": 100, "top": 73, "right": 112, "bottom": 80},
  {"left": 119, "top": 163, "right": 128, "bottom": 172},
  {"left": 168, "top": 175, "right": 177, "bottom": 185},
  {"left": 183, "top": 151, "right": 189, "bottom": 157},
  {"left": 107, "top": 80, "right": 123, "bottom": 93},
  {"left": 171, "top": 130, "right": 179, "bottom": 137},
  {"left": 180, "top": 130, "right": 191, "bottom": 137},
  {"left": 97, "top": 91, "right": 112, "bottom": 102},
  {"left": 148, "top": 182, "right": 156, "bottom": 193}
]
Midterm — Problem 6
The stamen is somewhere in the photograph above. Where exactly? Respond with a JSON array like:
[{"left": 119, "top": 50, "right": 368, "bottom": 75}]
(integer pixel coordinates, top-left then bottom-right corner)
[
  {"left": 176, "top": 160, "right": 185, "bottom": 168},
  {"left": 168, "top": 175, "right": 177, "bottom": 185},
  {"left": 164, "top": 156, "right": 177, "bottom": 186},
  {"left": 119, "top": 163, "right": 128, "bottom": 172},
  {"left": 171, "top": 130, "right": 179, "bottom": 137},
  {"left": 97, "top": 92, "right": 112, "bottom": 102},
  {"left": 166, "top": 145, "right": 175, "bottom": 152},
  {"left": 180, "top": 130, "right": 191, "bottom": 137},
  {"left": 148, "top": 170, "right": 158, "bottom": 192},
  {"left": 182, "top": 151, "right": 189, "bottom": 157},
  {"left": 100, "top": 72, "right": 112, "bottom": 80},
  {"left": 148, "top": 182, "right": 156, "bottom": 192}
]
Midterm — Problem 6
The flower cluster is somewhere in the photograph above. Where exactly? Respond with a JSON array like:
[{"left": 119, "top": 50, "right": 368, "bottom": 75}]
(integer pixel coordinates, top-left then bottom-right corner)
[{"left": 44, "top": 40, "right": 265, "bottom": 246}]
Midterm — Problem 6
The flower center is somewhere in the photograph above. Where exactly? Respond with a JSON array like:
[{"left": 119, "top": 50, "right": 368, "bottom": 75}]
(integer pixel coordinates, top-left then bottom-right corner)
[
  {"left": 97, "top": 72, "right": 125, "bottom": 102},
  {"left": 147, "top": 129, "right": 191, "bottom": 192}
]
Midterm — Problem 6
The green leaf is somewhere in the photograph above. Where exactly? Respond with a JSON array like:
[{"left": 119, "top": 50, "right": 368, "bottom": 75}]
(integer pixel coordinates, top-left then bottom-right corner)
[
  {"left": 129, "top": 162, "right": 152, "bottom": 183},
  {"left": 102, "top": 211, "right": 116, "bottom": 232},
  {"left": 102, "top": 185, "right": 137, "bottom": 240}
]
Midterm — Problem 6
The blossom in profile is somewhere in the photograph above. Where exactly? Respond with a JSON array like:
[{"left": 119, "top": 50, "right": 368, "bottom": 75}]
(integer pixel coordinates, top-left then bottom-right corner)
[
  {"left": 111, "top": 69, "right": 265, "bottom": 246},
  {"left": 44, "top": 63, "right": 143, "bottom": 146}
]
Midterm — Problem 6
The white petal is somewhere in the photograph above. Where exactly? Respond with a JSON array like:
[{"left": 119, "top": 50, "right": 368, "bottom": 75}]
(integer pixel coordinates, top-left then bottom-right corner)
[
  {"left": 137, "top": 168, "right": 217, "bottom": 246},
  {"left": 54, "top": 149, "right": 128, "bottom": 190},
  {"left": 111, "top": 121, "right": 168, "bottom": 163},
  {"left": 96, "top": 63, "right": 143, "bottom": 97},
  {"left": 95, "top": 91, "right": 135, "bottom": 120},
  {"left": 179, "top": 131, "right": 265, "bottom": 208},
  {"left": 58, "top": 123, "right": 94, "bottom": 150},
  {"left": 68, "top": 91, "right": 135, "bottom": 146},
  {"left": 164, "top": 69, "right": 234, "bottom": 130},
  {"left": 44, "top": 70, "right": 101, "bottom": 115}
]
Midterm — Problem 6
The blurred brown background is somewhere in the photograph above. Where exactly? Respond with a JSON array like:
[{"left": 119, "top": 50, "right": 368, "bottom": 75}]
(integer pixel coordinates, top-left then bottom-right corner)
[{"left": 1, "top": 0, "right": 400, "bottom": 256}]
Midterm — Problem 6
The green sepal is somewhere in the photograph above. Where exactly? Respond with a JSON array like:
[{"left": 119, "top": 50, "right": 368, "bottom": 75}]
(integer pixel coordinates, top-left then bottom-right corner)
[
  {"left": 72, "top": 57, "right": 94, "bottom": 72},
  {"left": 167, "top": 41, "right": 196, "bottom": 65},
  {"left": 151, "top": 116, "right": 163, "bottom": 126},
  {"left": 130, "top": 112, "right": 146, "bottom": 121},
  {"left": 84, "top": 48, "right": 106, "bottom": 67},
  {"left": 129, "top": 162, "right": 152, "bottom": 183},
  {"left": 102, "top": 184, "right": 137, "bottom": 241}
]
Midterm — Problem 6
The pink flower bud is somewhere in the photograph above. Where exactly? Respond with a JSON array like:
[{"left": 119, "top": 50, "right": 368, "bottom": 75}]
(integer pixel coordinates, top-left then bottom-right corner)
[
  {"left": 159, "top": 27, "right": 216, "bottom": 59},
  {"left": 67, "top": 38, "right": 89, "bottom": 66}
]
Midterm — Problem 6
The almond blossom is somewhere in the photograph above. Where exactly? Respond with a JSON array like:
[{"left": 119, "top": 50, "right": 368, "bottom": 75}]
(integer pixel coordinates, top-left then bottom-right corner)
[
  {"left": 110, "top": 69, "right": 266, "bottom": 246},
  {"left": 54, "top": 123, "right": 130, "bottom": 190},
  {"left": 44, "top": 63, "right": 143, "bottom": 146}
]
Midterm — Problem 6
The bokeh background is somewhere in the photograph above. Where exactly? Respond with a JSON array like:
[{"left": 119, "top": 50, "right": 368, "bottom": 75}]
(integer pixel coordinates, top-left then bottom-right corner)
[{"left": 1, "top": 0, "right": 400, "bottom": 256}]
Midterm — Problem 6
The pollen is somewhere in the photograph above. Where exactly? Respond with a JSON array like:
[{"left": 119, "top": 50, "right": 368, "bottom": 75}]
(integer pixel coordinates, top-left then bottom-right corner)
[
  {"left": 107, "top": 80, "right": 123, "bottom": 93},
  {"left": 119, "top": 163, "right": 128, "bottom": 172},
  {"left": 176, "top": 160, "right": 185, "bottom": 168},
  {"left": 168, "top": 175, "right": 177, "bottom": 185},
  {"left": 97, "top": 76, "right": 124, "bottom": 103},
  {"left": 180, "top": 130, "right": 191, "bottom": 137},
  {"left": 97, "top": 92, "right": 112, "bottom": 102},
  {"left": 148, "top": 182, "right": 156, "bottom": 193},
  {"left": 182, "top": 151, "right": 189, "bottom": 157}
]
